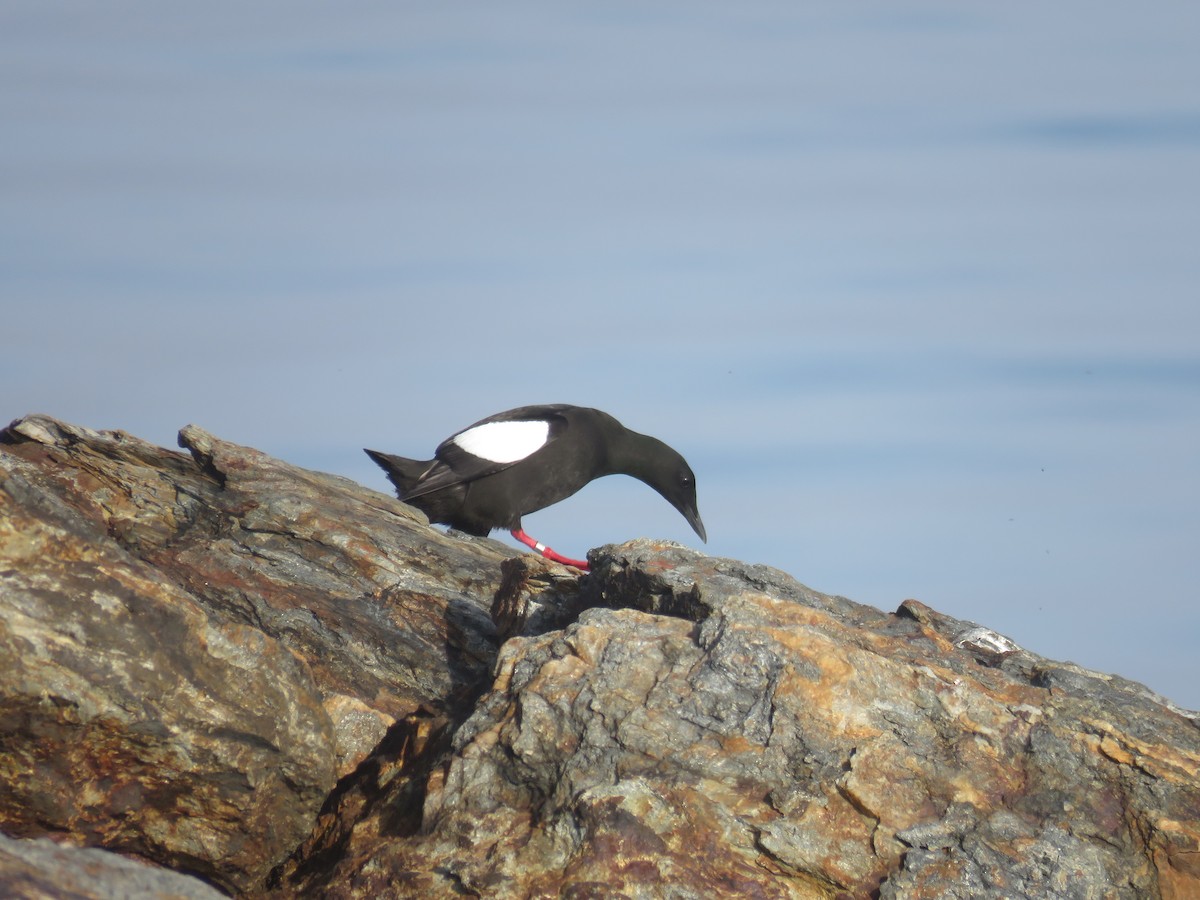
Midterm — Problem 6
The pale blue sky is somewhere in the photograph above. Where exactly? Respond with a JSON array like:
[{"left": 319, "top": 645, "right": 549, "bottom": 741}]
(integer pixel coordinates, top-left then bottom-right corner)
[{"left": 3, "top": 2, "right": 1199, "bottom": 707}]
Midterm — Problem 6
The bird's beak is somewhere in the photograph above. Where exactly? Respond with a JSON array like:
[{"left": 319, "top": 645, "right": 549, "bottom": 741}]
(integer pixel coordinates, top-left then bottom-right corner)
[{"left": 681, "top": 503, "right": 707, "bottom": 544}]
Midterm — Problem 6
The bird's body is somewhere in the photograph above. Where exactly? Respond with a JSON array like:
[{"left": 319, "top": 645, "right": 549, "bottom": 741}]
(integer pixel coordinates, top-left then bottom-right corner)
[{"left": 365, "top": 404, "right": 705, "bottom": 570}]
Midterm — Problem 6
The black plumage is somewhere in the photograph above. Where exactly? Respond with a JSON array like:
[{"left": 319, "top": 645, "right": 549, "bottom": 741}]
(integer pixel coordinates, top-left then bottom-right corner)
[{"left": 365, "top": 404, "right": 705, "bottom": 570}]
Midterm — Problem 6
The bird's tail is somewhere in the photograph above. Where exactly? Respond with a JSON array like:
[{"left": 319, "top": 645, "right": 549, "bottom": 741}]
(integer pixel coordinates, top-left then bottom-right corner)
[{"left": 363, "top": 448, "right": 436, "bottom": 499}]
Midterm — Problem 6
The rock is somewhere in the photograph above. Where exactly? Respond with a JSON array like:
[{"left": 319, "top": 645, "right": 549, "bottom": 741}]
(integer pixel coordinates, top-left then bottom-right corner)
[
  {"left": 284, "top": 544, "right": 1200, "bottom": 899},
  {"left": 0, "top": 832, "right": 226, "bottom": 900},
  {"left": 0, "top": 414, "right": 509, "bottom": 894},
  {"left": 3, "top": 415, "right": 1199, "bottom": 898}
]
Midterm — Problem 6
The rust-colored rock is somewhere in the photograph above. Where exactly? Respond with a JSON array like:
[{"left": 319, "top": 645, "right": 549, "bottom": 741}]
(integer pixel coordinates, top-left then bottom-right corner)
[
  {"left": 3, "top": 415, "right": 1198, "bottom": 898},
  {"left": 289, "top": 545, "right": 1200, "bottom": 899},
  {"left": 0, "top": 415, "right": 508, "bottom": 893}
]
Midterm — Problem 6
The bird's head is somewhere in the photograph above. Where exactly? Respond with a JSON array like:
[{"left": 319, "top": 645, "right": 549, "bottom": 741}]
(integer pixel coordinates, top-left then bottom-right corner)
[
  {"left": 663, "top": 460, "right": 707, "bottom": 543},
  {"left": 629, "top": 438, "right": 707, "bottom": 544}
]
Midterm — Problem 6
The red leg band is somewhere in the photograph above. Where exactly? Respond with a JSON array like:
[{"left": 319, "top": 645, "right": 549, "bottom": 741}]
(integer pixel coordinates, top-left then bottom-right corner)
[{"left": 510, "top": 528, "right": 589, "bottom": 571}]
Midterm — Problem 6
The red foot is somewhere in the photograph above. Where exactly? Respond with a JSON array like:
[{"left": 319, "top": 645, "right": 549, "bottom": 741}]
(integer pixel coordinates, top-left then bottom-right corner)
[{"left": 510, "top": 528, "right": 589, "bottom": 571}]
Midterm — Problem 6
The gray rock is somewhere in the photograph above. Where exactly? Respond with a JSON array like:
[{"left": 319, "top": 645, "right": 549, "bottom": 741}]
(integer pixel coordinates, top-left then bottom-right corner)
[
  {"left": 0, "top": 833, "right": 226, "bottom": 900},
  {"left": 1, "top": 414, "right": 509, "bottom": 893},
  {"left": 296, "top": 542, "right": 1200, "bottom": 898},
  {"left": 3, "top": 415, "right": 1198, "bottom": 899}
]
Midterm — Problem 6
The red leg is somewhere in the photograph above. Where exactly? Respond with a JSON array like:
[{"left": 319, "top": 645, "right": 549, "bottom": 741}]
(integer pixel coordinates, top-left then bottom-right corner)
[{"left": 510, "top": 528, "right": 589, "bottom": 571}]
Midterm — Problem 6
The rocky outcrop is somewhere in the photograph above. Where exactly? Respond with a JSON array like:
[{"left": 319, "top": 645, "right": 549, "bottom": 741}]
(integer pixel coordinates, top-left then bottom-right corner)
[{"left": 2, "top": 415, "right": 1198, "bottom": 898}]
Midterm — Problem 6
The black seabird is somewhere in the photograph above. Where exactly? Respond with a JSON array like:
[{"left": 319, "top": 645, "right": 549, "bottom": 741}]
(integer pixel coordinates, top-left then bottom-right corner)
[{"left": 365, "top": 404, "right": 706, "bottom": 571}]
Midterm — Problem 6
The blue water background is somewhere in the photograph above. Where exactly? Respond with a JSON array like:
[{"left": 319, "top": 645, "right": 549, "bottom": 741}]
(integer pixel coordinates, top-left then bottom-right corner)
[{"left": 3, "top": 3, "right": 1198, "bottom": 706}]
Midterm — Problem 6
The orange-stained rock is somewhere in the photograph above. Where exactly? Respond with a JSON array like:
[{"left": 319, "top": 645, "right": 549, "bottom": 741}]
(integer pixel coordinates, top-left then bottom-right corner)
[
  {"left": 3, "top": 415, "right": 1198, "bottom": 899},
  {"left": 1, "top": 415, "right": 504, "bottom": 893},
  {"left": 292, "top": 542, "right": 1200, "bottom": 898}
]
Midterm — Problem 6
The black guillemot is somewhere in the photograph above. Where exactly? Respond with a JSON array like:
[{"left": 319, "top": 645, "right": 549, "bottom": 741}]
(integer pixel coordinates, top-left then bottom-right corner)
[{"left": 364, "top": 404, "right": 706, "bottom": 571}]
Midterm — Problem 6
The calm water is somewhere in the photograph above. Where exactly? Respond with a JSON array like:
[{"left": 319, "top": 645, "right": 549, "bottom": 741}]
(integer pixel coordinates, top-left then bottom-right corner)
[{"left": 3, "top": 2, "right": 1199, "bottom": 706}]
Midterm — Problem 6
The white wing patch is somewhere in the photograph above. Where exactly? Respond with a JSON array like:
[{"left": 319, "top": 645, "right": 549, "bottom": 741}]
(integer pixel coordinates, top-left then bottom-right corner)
[{"left": 451, "top": 419, "right": 550, "bottom": 463}]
